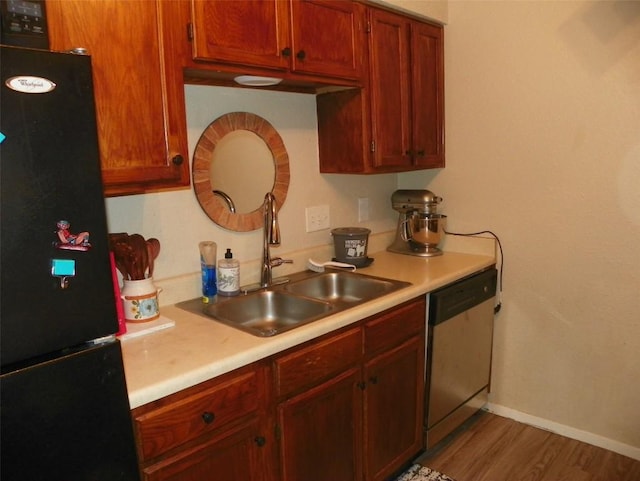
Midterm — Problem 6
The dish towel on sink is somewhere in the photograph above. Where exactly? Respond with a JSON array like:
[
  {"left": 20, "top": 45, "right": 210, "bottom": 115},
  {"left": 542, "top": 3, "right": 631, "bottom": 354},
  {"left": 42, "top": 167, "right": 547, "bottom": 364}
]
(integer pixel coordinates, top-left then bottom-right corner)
[{"left": 395, "top": 464, "right": 456, "bottom": 481}]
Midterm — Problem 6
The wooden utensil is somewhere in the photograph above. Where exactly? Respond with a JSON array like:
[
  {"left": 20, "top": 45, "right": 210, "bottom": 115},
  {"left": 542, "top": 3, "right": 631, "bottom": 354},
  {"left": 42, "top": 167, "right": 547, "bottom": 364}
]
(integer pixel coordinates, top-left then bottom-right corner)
[
  {"left": 109, "top": 233, "right": 132, "bottom": 280},
  {"left": 146, "top": 238, "right": 161, "bottom": 278},
  {"left": 124, "top": 234, "right": 144, "bottom": 280}
]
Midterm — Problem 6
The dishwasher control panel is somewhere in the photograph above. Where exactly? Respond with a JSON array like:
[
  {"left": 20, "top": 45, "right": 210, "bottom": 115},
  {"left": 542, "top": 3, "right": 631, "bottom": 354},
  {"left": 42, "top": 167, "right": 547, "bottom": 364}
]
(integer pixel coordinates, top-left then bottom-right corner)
[{"left": 428, "top": 267, "right": 497, "bottom": 326}]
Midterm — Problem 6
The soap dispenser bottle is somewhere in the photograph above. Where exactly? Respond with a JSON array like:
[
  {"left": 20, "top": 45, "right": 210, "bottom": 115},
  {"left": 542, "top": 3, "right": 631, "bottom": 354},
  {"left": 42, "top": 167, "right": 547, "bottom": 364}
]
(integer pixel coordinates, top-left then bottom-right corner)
[{"left": 218, "top": 248, "right": 240, "bottom": 296}]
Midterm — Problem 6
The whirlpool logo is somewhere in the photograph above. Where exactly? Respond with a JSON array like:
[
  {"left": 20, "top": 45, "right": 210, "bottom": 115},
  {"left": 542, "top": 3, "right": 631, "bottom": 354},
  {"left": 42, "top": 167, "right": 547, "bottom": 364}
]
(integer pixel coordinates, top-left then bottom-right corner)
[{"left": 5, "top": 76, "right": 56, "bottom": 94}]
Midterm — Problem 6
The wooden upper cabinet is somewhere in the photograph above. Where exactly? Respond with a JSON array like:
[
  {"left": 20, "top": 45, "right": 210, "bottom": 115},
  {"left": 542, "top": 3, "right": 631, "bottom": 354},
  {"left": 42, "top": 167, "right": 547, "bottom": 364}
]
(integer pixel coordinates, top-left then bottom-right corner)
[
  {"left": 317, "top": 7, "right": 444, "bottom": 173},
  {"left": 190, "top": 0, "right": 290, "bottom": 70},
  {"left": 189, "top": 0, "right": 364, "bottom": 82},
  {"left": 369, "top": 8, "right": 444, "bottom": 170},
  {"left": 289, "top": 0, "right": 363, "bottom": 80},
  {"left": 410, "top": 20, "right": 445, "bottom": 169},
  {"left": 46, "top": 0, "right": 189, "bottom": 196},
  {"left": 368, "top": 8, "right": 412, "bottom": 169}
]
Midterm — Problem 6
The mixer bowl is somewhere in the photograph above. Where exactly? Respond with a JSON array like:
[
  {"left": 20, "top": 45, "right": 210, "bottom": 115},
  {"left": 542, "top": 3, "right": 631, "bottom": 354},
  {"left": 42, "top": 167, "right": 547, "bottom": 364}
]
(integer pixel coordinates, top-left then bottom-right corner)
[{"left": 407, "top": 213, "right": 447, "bottom": 247}]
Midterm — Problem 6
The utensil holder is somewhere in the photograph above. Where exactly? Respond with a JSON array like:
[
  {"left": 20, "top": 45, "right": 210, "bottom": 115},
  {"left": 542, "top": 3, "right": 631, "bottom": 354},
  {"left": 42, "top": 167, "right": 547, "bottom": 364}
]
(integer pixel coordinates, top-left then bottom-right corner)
[{"left": 121, "top": 278, "right": 162, "bottom": 323}]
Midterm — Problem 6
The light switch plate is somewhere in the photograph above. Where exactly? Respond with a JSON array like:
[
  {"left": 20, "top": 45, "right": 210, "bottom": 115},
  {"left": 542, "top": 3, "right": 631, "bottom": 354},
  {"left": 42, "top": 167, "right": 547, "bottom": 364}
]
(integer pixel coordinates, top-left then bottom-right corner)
[{"left": 305, "top": 205, "right": 330, "bottom": 232}]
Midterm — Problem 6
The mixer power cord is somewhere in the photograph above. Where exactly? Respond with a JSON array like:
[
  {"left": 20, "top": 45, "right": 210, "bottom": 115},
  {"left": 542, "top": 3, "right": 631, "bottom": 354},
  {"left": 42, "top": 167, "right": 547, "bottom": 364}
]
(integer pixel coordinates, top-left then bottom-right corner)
[{"left": 444, "top": 229, "right": 504, "bottom": 314}]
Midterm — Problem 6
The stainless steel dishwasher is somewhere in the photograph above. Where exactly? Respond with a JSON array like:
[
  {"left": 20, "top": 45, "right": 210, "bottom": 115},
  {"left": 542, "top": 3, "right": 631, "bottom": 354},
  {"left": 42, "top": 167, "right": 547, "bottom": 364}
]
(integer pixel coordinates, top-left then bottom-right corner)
[{"left": 425, "top": 267, "right": 498, "bottom": 449}]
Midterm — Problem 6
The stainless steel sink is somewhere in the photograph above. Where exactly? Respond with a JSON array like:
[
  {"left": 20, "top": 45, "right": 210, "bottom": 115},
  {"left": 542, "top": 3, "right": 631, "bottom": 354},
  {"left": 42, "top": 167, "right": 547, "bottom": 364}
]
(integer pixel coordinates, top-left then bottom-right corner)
[
  {"left": 176, "top": 270, "right": 411, "bottom": 337},
  {"left": 284, "top": 271, "right": 409, "bottom": 304},
  {"left": 202, "top": 290, "right": 333, "bottom": 337}
]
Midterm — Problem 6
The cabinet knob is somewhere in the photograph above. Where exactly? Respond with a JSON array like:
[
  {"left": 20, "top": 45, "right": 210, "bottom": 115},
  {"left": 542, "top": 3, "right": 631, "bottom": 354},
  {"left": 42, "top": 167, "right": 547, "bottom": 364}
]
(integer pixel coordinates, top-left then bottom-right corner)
[
  {"left": 281, "top": 47, "right": 292, "bottom": 57},
  {"left": 201, "top": 411, "right": 215, "bottom": 424},
  {"left": 171, "top": 154, "right": 184, "bottom": 166},
  {"left": 369, "top": 376, "right": 378, "bottom": 385},
  {"left": 417, "top": 149, "right": 425, "bottom": 157},
  {"left": 405, "top": 150, "right": 412, "bottom": 156},
  {"left": 357, "top": 381, "right": 366, "bottom": 390},
  {"left": 254, "top": 436, "right": 267, "bottom": 447},
  {"left": 296, "top": 50, "right": 306, "bottom": 60}
]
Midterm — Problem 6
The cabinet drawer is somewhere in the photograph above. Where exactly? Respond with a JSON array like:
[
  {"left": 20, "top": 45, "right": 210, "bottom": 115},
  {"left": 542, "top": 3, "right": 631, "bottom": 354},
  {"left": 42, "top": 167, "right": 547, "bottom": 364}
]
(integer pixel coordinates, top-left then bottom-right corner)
[
  {"left": 364, "top": 297, "right": 425, "bottom": 354},
  {"left": 274, "top": 327, "right": 362, "bottom": 398},
  {"left": 142, "top": 418, "right": 266, "bottom": 481},
  {"left": 134, "top": 370, "right": 259, "bottom": 461}
]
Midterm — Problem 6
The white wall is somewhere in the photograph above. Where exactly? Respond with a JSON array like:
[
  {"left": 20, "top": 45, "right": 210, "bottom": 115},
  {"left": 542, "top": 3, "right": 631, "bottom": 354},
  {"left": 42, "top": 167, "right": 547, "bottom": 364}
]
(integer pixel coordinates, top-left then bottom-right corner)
[{"left": 399, "top": 0, "right": 640, "bottom": 453}]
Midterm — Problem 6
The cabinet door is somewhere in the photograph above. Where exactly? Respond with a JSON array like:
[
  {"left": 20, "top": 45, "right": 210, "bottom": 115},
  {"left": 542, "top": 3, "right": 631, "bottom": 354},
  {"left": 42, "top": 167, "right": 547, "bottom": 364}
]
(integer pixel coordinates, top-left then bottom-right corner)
[
  {"left": 142, "top": 418, "right": 269, "bottom": 481},
  {"left": 368, "top": 8, "right": 412, "bottom": 169},
  {"left": 411, "top": 21, "right": 445, "bottom": 168},
  {"left": 363, "top": 336, "right": 425, "bottom": 481},
  {"left": 46, "top": 0, "right": 189, "bottom": 196},
  {"left": 290, "top": 0, "right": 363, "bottom": 80},
  {"left": 190, "top": 0, "right": 290, "bottom": 70},
  {"left": 278, "top": 367, "right": 363, "bottom": 481}
]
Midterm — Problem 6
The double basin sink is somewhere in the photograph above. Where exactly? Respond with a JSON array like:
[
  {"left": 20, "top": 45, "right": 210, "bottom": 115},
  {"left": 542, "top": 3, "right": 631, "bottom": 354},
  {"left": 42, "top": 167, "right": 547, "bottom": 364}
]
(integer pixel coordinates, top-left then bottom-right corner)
[{"left": 177, "top": 270, "right": 411, "bottom": 337}]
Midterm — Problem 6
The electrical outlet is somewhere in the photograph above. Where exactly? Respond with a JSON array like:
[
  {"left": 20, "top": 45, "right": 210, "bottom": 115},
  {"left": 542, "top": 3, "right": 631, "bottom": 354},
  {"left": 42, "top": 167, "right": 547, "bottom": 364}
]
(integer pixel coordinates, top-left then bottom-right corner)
[
  {"left": 305, "top": 205, "right": 330, "bottom": 232},
  {"left": 358, "top": 197, "right": 369, "bottom": 222}
]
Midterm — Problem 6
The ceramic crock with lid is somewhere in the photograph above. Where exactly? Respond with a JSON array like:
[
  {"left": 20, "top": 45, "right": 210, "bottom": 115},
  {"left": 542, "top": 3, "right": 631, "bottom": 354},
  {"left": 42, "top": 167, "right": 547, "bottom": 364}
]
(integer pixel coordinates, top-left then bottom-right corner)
[{"left": 331, "top": 227, "right": 371, "bottom": 267}]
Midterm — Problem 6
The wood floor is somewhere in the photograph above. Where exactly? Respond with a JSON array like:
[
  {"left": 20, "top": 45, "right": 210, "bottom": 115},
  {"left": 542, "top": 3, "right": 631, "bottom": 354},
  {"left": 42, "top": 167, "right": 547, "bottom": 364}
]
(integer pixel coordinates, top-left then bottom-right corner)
[{"left": 417, "top": 411, "right": 640, "bottom": 481}]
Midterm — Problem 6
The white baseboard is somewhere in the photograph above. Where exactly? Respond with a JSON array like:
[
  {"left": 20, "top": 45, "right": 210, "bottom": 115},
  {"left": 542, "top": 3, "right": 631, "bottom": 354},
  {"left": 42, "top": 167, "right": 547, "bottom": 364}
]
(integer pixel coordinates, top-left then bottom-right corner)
[{"left": 485, "top": 403, "right": 640, "bottom": 461}]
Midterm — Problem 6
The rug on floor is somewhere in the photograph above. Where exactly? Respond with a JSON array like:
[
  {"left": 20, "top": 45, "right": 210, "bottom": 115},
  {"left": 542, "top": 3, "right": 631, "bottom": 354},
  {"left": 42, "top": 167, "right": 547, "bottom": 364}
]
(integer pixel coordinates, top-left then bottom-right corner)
[{"left": 394, "top": 463, "right": 456, "bottom": 481}]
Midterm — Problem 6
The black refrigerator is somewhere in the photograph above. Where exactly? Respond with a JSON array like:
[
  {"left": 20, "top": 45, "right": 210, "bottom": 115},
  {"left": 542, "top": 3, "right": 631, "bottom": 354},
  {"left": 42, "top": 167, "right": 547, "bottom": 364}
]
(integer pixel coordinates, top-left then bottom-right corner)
[{"left": 0, "top": 45, "right": 140, "bottom": 480}]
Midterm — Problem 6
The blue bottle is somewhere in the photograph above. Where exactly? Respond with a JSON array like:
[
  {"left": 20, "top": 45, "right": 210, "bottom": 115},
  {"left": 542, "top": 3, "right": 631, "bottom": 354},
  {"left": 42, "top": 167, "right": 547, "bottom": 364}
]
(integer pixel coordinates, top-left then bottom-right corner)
[{"left": 199, "top": 241, "right": 217, "bottom": 303}]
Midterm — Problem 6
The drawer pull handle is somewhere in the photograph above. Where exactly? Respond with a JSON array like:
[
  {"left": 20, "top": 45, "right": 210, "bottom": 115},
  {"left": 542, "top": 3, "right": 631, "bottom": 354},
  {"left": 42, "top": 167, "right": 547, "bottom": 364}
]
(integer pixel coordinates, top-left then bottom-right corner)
[
  {"left": 201, "top": 411, "right": 215, "bottom": 424},
  {"left": 254, "top": 436, "right": 266, "bottom": 447}
]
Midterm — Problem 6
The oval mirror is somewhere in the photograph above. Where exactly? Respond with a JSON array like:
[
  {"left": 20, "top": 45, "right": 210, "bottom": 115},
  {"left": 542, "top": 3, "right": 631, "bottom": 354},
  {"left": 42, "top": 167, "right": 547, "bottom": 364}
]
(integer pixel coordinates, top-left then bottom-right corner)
[{"left": 192, "top": 112, "right": 290, "bottom": 232}]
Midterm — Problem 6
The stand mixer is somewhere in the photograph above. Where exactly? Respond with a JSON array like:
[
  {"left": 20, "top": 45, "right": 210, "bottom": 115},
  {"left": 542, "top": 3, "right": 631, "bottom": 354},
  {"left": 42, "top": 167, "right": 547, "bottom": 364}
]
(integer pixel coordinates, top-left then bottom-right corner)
[{"left": 387, "top": 189, "right": 446, "bottom": 257}]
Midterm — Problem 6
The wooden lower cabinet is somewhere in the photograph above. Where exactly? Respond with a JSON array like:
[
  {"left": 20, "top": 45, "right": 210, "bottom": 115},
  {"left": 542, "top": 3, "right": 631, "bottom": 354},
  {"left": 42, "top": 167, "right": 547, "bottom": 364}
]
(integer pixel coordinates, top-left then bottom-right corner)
[
  {"left": 132, "top": 363, "right": 276, "bottom": 481},
  {"left": 364, "top": 336, "right": 425, "bottom": 481},
  {"left": 363, "top": 298, "right": 426, "bottom": 481},
  {"left": 132, "top": 297, "right": 425, "bottom": 481},
  {"left": 275, "top": 297, "right": 426, "bottom": 481},
  {"left": 278, "top": 368, "right": 363, "bottom": 481},
  {"left": 142, "top": 418, "right": 267, "bottom": 481}
]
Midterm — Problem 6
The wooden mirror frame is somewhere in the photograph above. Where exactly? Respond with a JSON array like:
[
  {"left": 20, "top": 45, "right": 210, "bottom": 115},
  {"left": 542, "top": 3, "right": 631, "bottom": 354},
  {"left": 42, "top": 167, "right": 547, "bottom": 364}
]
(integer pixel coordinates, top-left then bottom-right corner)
[{"left": 192, "top": 112, "right": 290, "bottom": 232}]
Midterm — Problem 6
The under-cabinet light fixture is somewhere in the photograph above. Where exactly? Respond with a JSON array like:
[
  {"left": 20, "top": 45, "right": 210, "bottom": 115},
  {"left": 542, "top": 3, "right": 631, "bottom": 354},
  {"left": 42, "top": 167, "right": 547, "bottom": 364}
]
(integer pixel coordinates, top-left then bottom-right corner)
[{"left": 234, "top": 75, "right": 283, "bottom": 87}]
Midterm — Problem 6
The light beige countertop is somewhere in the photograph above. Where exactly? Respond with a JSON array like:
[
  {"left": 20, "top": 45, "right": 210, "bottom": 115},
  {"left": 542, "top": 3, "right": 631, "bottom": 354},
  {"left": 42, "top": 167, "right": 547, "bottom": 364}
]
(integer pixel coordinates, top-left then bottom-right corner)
[{"left": 121, "top": 247, "right": 495, "bottom": 409}]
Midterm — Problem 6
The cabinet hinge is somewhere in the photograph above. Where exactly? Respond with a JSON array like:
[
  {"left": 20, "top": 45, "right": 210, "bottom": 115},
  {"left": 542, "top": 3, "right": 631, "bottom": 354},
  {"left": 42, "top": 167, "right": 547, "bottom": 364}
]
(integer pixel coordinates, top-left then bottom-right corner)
[
  {"left": 365, "top": 20, "right": 371, "bottom": 34},
  {"left": 370, "top": 140, "right": 376, "bottom": 153},
  {"left": 186, "top": 22, "right": 193, "bottom": 42}
]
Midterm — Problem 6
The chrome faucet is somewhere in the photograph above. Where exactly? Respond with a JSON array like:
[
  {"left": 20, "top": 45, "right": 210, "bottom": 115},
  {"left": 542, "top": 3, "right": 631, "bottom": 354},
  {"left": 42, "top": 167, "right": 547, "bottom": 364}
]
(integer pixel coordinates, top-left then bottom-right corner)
[{"left": 260, "top": 192, "right": 292, "bottom": 288}]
